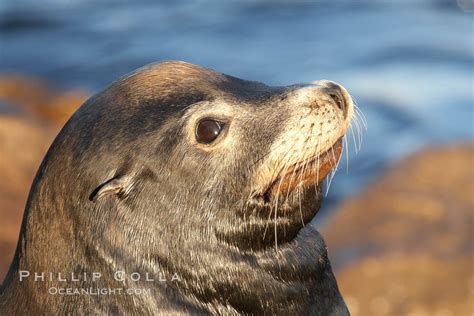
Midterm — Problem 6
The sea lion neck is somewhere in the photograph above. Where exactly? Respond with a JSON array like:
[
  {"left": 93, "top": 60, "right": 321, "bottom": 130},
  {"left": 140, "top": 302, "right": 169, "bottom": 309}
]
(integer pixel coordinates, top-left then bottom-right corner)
[{"left": 161, "top": 224, "right": 348, "bottom": 314}]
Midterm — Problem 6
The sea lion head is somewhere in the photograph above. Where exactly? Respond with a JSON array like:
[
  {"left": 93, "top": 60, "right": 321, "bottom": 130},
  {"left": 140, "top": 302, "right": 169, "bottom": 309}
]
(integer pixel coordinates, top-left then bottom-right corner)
[
  {"left": 7, "top": 61, "right": 353, "bottom": 314},
  {"left": 77, "top": 61, "right": 353, "bottom": 250}
]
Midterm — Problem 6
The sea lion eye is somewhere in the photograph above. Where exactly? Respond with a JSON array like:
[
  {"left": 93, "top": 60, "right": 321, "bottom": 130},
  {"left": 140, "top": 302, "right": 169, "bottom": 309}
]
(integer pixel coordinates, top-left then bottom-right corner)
[{"left": 195, "top": 119, "right": 225, "bottom": 144}]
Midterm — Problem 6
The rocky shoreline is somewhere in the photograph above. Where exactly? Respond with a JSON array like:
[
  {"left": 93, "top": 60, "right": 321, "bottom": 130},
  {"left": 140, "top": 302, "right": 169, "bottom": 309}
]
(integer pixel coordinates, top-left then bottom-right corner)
[{"left": 324, "top": 144, "right": 473, "bottom": 315}]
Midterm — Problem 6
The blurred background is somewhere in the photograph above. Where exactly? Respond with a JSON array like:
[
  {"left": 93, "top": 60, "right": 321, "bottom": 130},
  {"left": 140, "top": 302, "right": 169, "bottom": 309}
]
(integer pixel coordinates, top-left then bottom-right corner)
[{"left": 0, "top": 0, "right": 472, "bottom": 315}]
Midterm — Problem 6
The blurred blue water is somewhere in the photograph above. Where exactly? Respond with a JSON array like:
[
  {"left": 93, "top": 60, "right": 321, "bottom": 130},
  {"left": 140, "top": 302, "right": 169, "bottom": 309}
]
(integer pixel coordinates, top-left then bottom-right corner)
[{"left": 0, "top": 0, "right": 473, "bottom": 220}]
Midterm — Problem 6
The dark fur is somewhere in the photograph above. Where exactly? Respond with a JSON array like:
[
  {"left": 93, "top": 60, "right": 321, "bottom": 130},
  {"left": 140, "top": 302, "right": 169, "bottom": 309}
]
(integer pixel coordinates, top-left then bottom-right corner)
[{"left": 0, "top": 61, "right": 348, "bottom": 315}]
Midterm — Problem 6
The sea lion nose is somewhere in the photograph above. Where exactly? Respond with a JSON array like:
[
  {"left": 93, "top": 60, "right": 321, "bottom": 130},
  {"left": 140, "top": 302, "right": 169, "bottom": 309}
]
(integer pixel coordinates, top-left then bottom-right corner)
[
  {"left": 312, "top": 80, "right": 350, "bottom": 118},
  {"left": 328, "top": 90, "right": 345, "bottom": 113}
]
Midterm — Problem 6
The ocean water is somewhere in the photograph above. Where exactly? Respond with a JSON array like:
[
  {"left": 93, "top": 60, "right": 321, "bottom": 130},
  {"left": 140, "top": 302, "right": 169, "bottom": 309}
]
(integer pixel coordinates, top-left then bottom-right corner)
[{"left": 1, "top": 0, "right": 473, "bottom": 219}]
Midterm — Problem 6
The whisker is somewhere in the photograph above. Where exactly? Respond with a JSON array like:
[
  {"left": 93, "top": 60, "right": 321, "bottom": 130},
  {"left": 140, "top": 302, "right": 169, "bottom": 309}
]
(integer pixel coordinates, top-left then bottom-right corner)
[
  {"left": 349, "top": 124, "right": 358, "bottom": 153},
  {"left": 314, "top": 138, "right": 322, "bottom": 198},
  {"left": 354, "top": 107, "right": 368, "bottom": 130},
  {"left": 352, "top": 115, "right": 363, "bottom": 152},
  {"left": 343, "top": 135, "right": 349, "bottom": 173},
  {"left": 325, "top": 144, "right": 342, "bottom": 196},
  {"left": 325, "top": 170, "right": 334, "bottom": 196},
  {"left": 353, "top": 102, "right": 368, "bottom": 129},
  {"left": 285, "top": 122, "right": 317, "bottom": 201},
  {"left": 274, "top": 197, "right": 278, "bottom": 250},
  {"left": 265, "top": 138, "right": 299, "bottom": 248},
  {"left": 297, "top": 186, "right": 304, "bottom": 226}
]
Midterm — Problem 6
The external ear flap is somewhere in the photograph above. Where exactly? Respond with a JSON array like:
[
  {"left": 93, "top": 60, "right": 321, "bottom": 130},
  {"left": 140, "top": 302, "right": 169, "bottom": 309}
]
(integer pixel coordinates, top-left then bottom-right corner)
[{"left": 89, "top": 175, "right": 134, "bottom": 202}]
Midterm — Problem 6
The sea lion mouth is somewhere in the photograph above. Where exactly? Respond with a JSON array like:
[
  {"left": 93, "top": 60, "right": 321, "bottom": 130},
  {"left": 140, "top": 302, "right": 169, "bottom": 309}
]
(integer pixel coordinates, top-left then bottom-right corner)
[{"left": 260, "top": 138, "right": 343, "bottom": 201}]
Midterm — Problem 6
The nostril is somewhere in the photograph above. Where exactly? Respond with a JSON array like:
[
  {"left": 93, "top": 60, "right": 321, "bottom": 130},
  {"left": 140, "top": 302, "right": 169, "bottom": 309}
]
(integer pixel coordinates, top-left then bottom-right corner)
[{"left": 329, "top": 93, "right": 345, "bottom": 112}]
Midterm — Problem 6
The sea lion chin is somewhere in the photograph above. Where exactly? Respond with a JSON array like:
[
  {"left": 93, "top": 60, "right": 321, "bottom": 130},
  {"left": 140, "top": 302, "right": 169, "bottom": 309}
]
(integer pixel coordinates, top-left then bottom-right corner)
[{"left": 0, "top": 61, "right": 353, "bottom": 315}]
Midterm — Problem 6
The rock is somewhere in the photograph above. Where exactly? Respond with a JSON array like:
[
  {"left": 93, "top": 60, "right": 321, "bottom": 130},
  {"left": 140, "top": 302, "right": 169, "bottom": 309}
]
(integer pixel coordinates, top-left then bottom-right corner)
[
  {"left": 0, "top": 115, "right": 55, "bottom": 281},
  {"left": 340, "top": 255, "right": 473, "bottom": 316},
  {"left": 323, "top": 145, "right": 474, "bottom": 316},
  {"left": 0, "top": 75, "right": 88, "bottom": 126}
]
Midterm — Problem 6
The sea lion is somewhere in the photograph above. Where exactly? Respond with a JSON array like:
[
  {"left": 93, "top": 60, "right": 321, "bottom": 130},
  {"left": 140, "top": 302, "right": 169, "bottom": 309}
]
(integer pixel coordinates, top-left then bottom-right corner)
[{"left": 0, "top": 61, "right": 353, "bottom": 315}]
